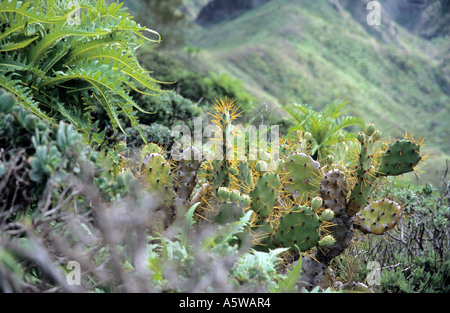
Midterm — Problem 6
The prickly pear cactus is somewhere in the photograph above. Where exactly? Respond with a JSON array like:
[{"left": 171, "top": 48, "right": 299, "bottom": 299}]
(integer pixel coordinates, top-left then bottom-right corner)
[
  {"left": 250, "top": 172, "right": 281, "bottom": 219},
  {"left": 272, "top": 205, "right": 321, "bottom": 252},
  {"left": 113, "top": 99, "right": 424, "bottom": 281},
  {"left": 140, "top": 153, "right": 172, "bottom": 191},
  {"left": 320, "top": 169, "right": 348, "bottom": 215},
  {"left": 347, "top": 124, "right": 423, "bottom": 217},
  {"left": 282, "top": 153, "right": 322, "bottom": 202},
  {"left": 354, "top": 200, "right": 402, "bottom": 235},
  {"left": 378, "top": 139, "right": 421, "bottom": 177},
  {"left": 214, "top": 187, "right": 249, "bottom": 224}
]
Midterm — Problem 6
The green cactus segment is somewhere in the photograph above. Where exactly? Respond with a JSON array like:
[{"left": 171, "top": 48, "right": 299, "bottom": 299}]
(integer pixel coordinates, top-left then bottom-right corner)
[
  {"left": 217, "top": 186, "right": 230, "bottom": 202},
  {"left": 237, "top": 160, "right": 254, "bottom": 190},
  {"left": 355, "top": 200, "right": 402, "bottom": 235},
  {"left": 141, "top": 153, "right": 172, "bottom": 196},
  {"left": 174, "top": 147, "right": 203, "bottom": 210},
  {"left": 214, "top": 187, "right": 248, "bottom": 224},
  {"left": 347, "top": 127, "right": 381, "bottom": 216},
  {"left": 250, "top": 172, "right": 281, "bottom": 219},
  {"left": 378, "top": 140, "right": 421, "bottom": 176},
  {"left": 0, "top": 90, "right": 17, "bottom": 114},
  {"left": 273, "top": 205, "right": 321, "bottom": 252},
  {"left": 211, "top": 159, "right": 231, "bottom": 189},
  {"left": 320, "top": 169, "right": 348, "bottom": 215},
  {"left": 283, "top": 153, "right": 322, "bottom": 203}
]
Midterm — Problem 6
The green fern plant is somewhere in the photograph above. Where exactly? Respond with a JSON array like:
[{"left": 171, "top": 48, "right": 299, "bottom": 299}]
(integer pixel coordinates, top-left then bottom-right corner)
[
  {"left": 284, "top": 100, "right": 365, "bottom": 161},
  {"left": 0, "top": 0, "right": 161, "bottom": 143}
]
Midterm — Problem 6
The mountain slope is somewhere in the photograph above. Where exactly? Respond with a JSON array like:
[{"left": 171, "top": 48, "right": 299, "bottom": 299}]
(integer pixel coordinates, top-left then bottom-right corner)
[{"left": 187, "top": 0, "right": 450, "bottom": 184}]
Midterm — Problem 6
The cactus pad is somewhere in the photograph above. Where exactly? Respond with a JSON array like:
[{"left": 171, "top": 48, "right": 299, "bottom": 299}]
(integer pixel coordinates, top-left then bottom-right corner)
[
  {"left": 282, "top": 153, "right": 322, "bottom": 203},
  {"left": 250, "top": 172, "right": 281, "bottom": 219},
  {"left": 354, "top": 200, "right": 401, "bottom": 235},
  {"left": 320, "top": 169, "right": 348, "bottom": 216},
  {"left": 273, "top": 205, "right": 321, "bottom": 252},
  {"left": 378, "top": 139, "right": 421, "bottom": 176},
  {"left": 141, "top": 153, "right": 172, "bottom": 190}
]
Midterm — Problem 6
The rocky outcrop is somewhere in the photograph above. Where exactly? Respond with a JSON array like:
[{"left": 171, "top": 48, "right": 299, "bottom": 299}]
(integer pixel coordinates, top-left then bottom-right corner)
[{"left": 196, "top": 0, "right": 272, "bottom": 26}]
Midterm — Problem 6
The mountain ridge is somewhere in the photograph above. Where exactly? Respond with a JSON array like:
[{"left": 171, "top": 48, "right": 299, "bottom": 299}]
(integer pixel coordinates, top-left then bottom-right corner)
[{"left": 186, "top": 0, "right": 450, "bottom": 184}]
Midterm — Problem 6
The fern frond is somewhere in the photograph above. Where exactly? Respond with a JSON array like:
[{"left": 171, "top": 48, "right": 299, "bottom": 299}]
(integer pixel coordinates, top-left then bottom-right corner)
[
  {"left": 0, "top": 0, "right": 59, "bottom": 24},
  {"left": 41, "top": 60, "right": 144, "bottom": 133},
  {"left": 334, "top": 115, "right": 366, "bottom": 131},
  {"left": 322, "top": 100, "right": 349, "bottom": 118},
  {"left": 0, "top": 35, "right": 39, "bottom": 52},
  {"left": 27, "top": 24, "right": 111, "bottom": 65},
  {"left": 0, "top": 0, "right": 161, "bottom": 141}
]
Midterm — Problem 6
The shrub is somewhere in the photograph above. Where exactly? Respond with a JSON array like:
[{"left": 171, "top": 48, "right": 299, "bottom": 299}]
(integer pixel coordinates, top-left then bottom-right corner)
[
  {"left": 135, "top": 48, "right": 256, "bottom": 112},
  {"left": 0, "top": 0, "right": 161, "bottom": 141}
]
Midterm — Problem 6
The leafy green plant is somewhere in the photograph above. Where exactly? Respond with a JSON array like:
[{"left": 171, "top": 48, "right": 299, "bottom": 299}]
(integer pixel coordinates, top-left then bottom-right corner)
[
  {"left": 284, "top": 100, "right": 365, "bottom": 161},
  {"left": 145, "top": 203, "right": 288, "bottom": 292},
  {"left": 0, "top": 87, "right": 134, "bottom": 218},
  {"left": 0, "top": 0, "right": 161, "bottom": 141},
  {"left": 380, "top": 253, "right": 450, "bottom": 293}
]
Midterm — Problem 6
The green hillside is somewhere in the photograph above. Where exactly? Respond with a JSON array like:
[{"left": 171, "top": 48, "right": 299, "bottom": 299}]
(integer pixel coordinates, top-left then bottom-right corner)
[{"left": 186, "top": 0, "right": 450, "bottom": 185}]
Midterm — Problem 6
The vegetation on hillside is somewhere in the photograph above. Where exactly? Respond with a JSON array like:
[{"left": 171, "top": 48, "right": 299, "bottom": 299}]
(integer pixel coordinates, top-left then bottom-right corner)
[{"left": 187, "top": 0, "right": 450, "bottom": 186}]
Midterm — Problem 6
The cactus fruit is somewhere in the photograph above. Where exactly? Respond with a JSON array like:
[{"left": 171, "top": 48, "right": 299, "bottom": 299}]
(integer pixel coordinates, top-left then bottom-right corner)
[
  {"left": 354, "top": 200, "right": 401, "bottom": 235},
  {"left": 282, "top": 153, "right": 322, "bottom": 202},
  {"left": 320, "top": 209, "right": 335, "bottom": 222},
  {"left": 239, "top": 194, "right": 251, "bottom": 207},
  {"left": 365, "top": 123, "right": 376, "bottom": 137},
  {"left": 217, "top": 186, "right": 230, "bottom": 202},
  {"left": 229, "top": 189, "right": 241, "bottom": 202},
  {"left": 214, "top": 187, "right": 246, "bottom": 224},
  {"left": 311, "top": 197, "right": 323, "bottom": 211},
  {"left": 273, "top": 205, "right": 321, "bottom": 252},
  {"left": 378, "top": 139, "right": 421, "bottom": 177},
  {"left": 255, "top": 160, "right": 268, "bottom": 174},
  {"left": 250, "top": 172, "right": 281, "bottom": 219},
  {"left": 318, "top": 235, "right": 336, "bottom": 247}
]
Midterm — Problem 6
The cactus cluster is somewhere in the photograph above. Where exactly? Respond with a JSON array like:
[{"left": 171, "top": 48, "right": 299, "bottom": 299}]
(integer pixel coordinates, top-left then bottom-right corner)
[
  {"left": 108, "top": 99, "right": 424, "bottom": 259},
  {"left": 347, "top": 124, "right": 422, "bottom": 216},
  {"left": 0, "top": 93, "right": 428, "bottom": 291}
]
